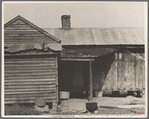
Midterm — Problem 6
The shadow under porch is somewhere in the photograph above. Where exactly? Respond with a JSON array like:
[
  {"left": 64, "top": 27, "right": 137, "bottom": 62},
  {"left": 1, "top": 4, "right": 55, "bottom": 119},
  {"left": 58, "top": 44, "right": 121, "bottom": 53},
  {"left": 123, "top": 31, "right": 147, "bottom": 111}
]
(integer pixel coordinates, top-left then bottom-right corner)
[
  {"left": 58, "top": 61, "right": 90, "bottom": 99},
  {"left": 58, "top": 52, "right": 115, "bottom": 100}
]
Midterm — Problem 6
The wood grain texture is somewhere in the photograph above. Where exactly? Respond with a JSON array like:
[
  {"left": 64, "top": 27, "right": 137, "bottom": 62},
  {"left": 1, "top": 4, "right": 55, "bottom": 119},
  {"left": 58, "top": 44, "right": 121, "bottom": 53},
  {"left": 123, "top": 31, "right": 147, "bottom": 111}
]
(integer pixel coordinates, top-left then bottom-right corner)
[
  {"left": 5, "top": 79, "right": 56, "bottom": 83},
  {"left": 5, "top": 93, "right": 56, "bottom": 98},
  {"left": 5, "top": 57, "right": 55, "bottom": 60},
  {"left": 92, "top": 52, "right": 145, "bottom": 93},
  {"left": 5, "top": 69, "right": 56, "bottom": 73},
  {"left": 5, "top": 56, "right": 57, "bottom": 104},
  {"left": 5, "top": 30, "right": 44, "bottom": 35},
  {"left": 5, "top": 96, "right": 56, "bottom": 101},
  {"left": 5, "top": 85, "right": 56, "bottom": 89},
  {"left": 5, "top": 80, "right": 56, "bottom": 86},
  {"left": 5, "top": 100, "right": 56, "bottom": 104},
  {"left": 114, "top": 53, "right": 118, "bottom": 90},
  {"left": 136, "top": 53, "right": 145, "bottom": 90},
  {"left": 5, "top": 66, "right": 56, "bottom": 70},
  {"left": 12, "top": 19, "right": 26, "bottom": 24},
  {"left": 5, "top": 75, "right": 56, "bottom": 80},
  {"left": 5, "top": 90, "right": 56, "bottom": 95},
  {"left": 5, "top": 60, "right": 55, "bottom": 64},
  {"left": 5, "top": 88, "right": 56, "bottom": 92},
  {"left": 5, "top": 24, "right": 35, "bottom": 30},
  {"left": 4, "top": 18, "right": 57, "bottom": 44},
  {"left": 5, "top": 63, "right": 55, "bottom": 67}
]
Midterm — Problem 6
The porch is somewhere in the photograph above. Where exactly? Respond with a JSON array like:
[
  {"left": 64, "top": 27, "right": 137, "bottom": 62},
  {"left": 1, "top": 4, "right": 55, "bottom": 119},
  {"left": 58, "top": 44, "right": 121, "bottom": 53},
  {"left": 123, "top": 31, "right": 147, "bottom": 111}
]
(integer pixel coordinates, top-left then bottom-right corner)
[
  {"left": 58, "top": 47, "right": 116, "bottom": 100},
  {"left": 58, "top": 46, "right": 145, "bottom": 101}
]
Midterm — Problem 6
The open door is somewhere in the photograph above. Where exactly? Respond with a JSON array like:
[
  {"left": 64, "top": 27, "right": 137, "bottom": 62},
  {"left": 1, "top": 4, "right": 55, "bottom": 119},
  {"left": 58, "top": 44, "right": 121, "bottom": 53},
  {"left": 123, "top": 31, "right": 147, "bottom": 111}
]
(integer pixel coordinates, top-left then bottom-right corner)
[
  {"left": 59, "top": 61, "right": 89, "bottom": 98},
  {"left": 71, "top": 62, "right": 89, "bottom": 92}
]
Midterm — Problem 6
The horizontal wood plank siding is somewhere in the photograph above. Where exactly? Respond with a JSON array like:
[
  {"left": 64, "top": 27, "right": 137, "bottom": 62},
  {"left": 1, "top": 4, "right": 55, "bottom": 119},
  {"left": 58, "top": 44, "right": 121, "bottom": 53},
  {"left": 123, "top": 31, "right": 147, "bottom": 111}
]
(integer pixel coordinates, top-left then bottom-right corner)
[
  {"left": 5, "top": 56, "right": 58, "bottom": 104},
  {"left": 4, "top": 19, "right": 57, "bottom": 44},
  {"left": 5, "top": 93, "right": 56, "bottom": 98},
  {"left": 5, "top": 100, "right": 56, "bottom": 104}
]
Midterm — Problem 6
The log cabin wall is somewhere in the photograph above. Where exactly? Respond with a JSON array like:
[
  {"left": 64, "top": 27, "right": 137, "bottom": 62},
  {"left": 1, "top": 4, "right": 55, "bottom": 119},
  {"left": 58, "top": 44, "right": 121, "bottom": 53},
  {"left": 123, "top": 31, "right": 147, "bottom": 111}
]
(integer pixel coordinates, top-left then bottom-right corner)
[
  {"left": 92, "top": 49, "right": 145, "bottom": 94},
  {"left": 5, "top": 55, "right": 58, "bottom": 104}
]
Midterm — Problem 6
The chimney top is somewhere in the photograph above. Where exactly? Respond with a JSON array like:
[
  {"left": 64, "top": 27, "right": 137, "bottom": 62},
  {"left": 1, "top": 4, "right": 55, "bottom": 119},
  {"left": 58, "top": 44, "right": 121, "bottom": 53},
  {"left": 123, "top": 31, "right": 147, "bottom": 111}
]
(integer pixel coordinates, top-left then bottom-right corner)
[
  {"left": 61, "top": 15, "right": 71, "bottom": 19},
  {"left": 61, "top": 15, "right": 71, "bottom": 30}
]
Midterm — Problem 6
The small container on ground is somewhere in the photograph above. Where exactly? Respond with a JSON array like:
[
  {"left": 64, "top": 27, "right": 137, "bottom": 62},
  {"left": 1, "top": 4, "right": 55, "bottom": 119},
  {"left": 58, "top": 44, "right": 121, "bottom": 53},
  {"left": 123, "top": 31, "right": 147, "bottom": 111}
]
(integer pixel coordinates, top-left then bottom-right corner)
[
  {"left": 60, "top": 91, "right": 70, "bottom": 99},
  {"left": 86, "top": 102, "right": 98, "bottom": 113}
]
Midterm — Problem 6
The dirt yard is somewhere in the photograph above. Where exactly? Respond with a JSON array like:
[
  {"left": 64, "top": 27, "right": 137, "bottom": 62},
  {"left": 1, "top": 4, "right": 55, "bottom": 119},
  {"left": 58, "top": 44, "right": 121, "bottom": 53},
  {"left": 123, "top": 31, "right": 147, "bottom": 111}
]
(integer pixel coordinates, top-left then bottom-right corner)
[
  {"left": 47, "top": 107, "right": 145, "bottom": 116},
  {"left": 5, "top": 95, "right": 146, "bottom": 116},
  {"left": 48, "top": 95, "right": 146, "bottom": 116}
]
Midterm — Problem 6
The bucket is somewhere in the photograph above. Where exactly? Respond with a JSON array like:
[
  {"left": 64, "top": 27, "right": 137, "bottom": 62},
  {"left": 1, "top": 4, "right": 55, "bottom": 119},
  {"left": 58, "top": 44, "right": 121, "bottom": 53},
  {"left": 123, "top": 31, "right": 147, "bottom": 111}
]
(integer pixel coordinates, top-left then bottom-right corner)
[
  {"left": 60, "top": 91, "right": 70, "bottom": 99},
  {"left": 86, "top": 102, "right": 98, "bottom": 113}
]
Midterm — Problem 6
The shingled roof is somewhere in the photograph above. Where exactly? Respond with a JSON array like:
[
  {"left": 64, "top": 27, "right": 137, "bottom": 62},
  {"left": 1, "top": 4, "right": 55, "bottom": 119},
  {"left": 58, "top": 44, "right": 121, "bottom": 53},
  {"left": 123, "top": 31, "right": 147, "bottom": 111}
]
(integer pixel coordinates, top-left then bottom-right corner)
[{"left": 44, "top": 27, "right": 144, "bottom": 45}]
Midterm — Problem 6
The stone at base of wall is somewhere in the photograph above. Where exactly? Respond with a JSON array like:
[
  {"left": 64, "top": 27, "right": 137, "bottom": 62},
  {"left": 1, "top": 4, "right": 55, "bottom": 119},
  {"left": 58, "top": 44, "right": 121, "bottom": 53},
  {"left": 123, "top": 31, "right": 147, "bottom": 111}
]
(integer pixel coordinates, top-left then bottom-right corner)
[
  {"left": 34, "top": 105, "right": 49, "bottom": 112},
  {"left": 52, "top": 102, "right": 58, "bottom": 110},
  {"left": 60, "top": 101, "right": 69, "bottom": 111}
]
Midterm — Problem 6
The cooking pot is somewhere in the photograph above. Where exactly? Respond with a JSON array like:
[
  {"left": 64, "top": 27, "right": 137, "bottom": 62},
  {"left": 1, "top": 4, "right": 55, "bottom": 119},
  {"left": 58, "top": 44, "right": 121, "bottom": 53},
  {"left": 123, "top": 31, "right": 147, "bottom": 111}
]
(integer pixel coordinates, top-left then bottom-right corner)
[{"left": 86, "top": 102, "right": 98, "bottom": 113}]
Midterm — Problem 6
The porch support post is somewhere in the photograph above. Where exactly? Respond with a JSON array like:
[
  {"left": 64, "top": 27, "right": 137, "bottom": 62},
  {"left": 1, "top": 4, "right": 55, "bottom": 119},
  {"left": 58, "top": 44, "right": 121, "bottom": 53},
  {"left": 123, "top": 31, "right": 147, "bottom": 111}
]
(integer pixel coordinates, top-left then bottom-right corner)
[{"left": 89, "top": 61, "right": 93, "bottom": 101}]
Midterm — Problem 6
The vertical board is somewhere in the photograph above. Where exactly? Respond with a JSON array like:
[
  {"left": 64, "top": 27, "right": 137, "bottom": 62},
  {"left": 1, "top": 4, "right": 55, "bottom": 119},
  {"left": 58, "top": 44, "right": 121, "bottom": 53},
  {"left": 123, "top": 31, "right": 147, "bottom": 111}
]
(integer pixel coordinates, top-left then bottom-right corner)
[
  {"left": 113, "top": 61, "right": 118, "bottom": 91},
  {"left": 122, "top": 52, "right": 145, "bottom": 91},
  {"left": 118, "top": 60, "right": 127, "bottom": 90},
  {"left": 136, "top": 55, "right": 142, "bottom": 90},
  {"left": 141, "top": 53, "right": 145, "bottom": 90},
  {"left": 92, "top": 51, "right": 144, "bottom": 93},
  {"left": 123, "top": 53, "right": 134, "bottom": 91},
  {"left": 136, "top": 53, "right": 145, "bottom": 90},
  {"left": 131, "top": 54, "right": 135, "bottom": 90}
]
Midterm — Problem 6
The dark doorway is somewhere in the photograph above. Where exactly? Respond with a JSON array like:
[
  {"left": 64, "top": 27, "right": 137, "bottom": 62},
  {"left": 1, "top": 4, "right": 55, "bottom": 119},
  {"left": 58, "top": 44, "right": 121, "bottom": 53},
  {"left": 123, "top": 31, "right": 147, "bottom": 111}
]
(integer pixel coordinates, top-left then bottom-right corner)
[{"left": 59, "top": 61, "right": 89, "bottom": 98}]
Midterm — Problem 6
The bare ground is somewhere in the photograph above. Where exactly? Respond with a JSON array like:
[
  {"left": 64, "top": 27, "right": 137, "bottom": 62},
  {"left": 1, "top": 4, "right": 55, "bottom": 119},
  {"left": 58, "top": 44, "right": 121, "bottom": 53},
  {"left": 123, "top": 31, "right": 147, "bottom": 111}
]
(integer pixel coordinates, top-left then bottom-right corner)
[
  {"left": 47, "top": 107, "right": 145, "bottom": 116},
  {"left": 48, "top": 96, "right": 146, "bottom": 116},
  {"left": 5, "top": 96, "right": 146, "bottom": 116}
]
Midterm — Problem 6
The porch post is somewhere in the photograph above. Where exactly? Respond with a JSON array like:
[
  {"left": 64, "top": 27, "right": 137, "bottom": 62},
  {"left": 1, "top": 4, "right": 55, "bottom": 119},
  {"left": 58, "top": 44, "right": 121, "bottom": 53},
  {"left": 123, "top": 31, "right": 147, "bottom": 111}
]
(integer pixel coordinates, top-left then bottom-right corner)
[{"left": 89, "top": 61, "right": 93, "bottom": 101}]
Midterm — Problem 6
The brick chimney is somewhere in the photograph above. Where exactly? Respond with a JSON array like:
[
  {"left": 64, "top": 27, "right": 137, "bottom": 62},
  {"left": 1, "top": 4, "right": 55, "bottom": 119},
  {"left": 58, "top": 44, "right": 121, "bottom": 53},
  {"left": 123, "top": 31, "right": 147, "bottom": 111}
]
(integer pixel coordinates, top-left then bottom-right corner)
[{"left": 61, "top": 15, "right": 71, "bottom": 30}]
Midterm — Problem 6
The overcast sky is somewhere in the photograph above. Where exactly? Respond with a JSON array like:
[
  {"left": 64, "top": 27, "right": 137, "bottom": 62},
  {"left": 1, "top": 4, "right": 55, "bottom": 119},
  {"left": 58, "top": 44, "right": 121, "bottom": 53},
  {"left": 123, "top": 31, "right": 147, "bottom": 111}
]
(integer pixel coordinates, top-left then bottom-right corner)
[{"left": 3, "top": 2, "right": 147, "bottom": 28}]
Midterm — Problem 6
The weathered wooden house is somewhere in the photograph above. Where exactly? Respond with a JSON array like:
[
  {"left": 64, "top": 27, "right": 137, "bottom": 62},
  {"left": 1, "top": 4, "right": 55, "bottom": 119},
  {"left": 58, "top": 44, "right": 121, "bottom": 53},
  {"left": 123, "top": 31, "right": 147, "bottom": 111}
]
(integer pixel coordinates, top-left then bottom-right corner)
[
  {"left": 4, "top": 15, "right": 62, "bottom": 105},
  {"left": 45, "top": 15, "right": 145, "bottom": 98},
  {"left": 4, "top": 15, "right": 145, "bottom": 106}
]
